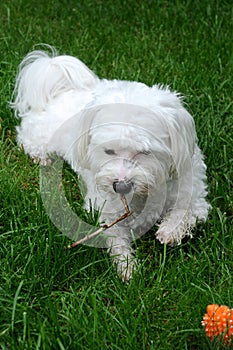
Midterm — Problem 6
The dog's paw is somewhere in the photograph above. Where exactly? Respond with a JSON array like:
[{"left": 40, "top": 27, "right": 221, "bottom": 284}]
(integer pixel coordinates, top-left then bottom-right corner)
[
  {"left": 156, "top": 226, "right": 192, "bottom": 245},
  {"left": 156, "top": 230, "right": 177, "bottom": 245},
  {"left": 156, "top": 210, "right": 194, "bottom": 245},
  {"left": 115, "top": 258, "right": 139, "bottom": 283}
]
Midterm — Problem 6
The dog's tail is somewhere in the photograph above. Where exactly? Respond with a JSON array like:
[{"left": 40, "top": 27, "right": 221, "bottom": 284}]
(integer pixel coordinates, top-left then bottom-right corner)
[{"left": 11, "top": 46, "right": 98, "bottom": 117}]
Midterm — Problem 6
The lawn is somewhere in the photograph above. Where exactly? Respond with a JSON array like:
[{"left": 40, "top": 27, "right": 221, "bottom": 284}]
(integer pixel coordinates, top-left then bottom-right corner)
[{"left": 0, "top": 0, "right": 233, "bottom": 349}]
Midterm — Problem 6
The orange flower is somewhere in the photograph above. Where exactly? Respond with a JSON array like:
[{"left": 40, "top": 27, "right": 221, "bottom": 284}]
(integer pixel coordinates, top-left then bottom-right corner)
[{"left": 202, "top": 304, "right": 233, "bottom": 346}]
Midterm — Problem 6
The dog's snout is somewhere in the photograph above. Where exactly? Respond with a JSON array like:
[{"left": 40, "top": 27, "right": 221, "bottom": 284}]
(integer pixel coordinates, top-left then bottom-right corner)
[{"left": 113, "top": 180, "right": 133, "bottom": 195}]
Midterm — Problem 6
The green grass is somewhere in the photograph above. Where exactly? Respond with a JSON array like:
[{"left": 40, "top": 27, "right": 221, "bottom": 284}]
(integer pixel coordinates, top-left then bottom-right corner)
[{"left": 0, "top": 0, "right": 233, "bottom": 349}]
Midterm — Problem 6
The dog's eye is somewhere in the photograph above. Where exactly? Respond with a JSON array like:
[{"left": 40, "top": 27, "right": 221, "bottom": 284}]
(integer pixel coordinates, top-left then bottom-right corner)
[
  {"left": 141, "top": 150, "right": 151, "bottom": 155},
  {"left": 105, "top": 149, "right": 117, "bottom": 155},
  {"left": 134, "top": 150, "right": 151, "bottom": 160}
]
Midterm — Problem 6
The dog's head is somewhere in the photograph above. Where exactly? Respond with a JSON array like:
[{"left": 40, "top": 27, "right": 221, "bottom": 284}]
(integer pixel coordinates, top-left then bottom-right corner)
[{"left": 67, "top": 102, "right": 195, "bottom": 204}]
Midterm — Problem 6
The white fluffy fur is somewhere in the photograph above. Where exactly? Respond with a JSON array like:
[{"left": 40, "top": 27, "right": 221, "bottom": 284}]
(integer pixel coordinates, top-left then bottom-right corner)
[{"left": 11, "top": 47, "right": 210, "bottom": 281}]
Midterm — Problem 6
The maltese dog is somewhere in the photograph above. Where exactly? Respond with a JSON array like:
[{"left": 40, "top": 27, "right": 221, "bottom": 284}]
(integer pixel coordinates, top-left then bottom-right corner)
[{"left": 11, "top": 47, "right": 210, "bottom": 281}]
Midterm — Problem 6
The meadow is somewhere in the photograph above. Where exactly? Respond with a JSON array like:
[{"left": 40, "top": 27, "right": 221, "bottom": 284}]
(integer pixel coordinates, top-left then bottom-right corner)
[{"left": 0, "top": 0, "right": 232, "bottom": 349}]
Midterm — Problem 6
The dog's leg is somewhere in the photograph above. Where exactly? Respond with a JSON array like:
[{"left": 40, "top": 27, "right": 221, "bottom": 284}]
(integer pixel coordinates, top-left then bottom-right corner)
[
  {"left": 156, "top": 147, "right": 210, "bottom": 245},
  {"left": 105, "top": 226, "right": 138, "bottom": 282}
]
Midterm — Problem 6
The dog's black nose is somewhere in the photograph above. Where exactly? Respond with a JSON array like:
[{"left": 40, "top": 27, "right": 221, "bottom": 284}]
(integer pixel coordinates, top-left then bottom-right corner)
[{"left": 113, "top": 180, "right": 133, "bottom": 195}]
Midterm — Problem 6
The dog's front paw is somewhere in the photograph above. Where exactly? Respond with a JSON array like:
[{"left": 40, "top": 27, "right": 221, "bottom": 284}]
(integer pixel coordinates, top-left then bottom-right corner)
[
  {"left": 115, "top": 258, "right": 138, "bottom": 283},
  {"left": 156, "top": 210, "right": 194, "bottom": 245},
  {"left": 156, "top": 229, "right": 177, "bottom": 245},
  {"left": 156, "top": 225, "right": 192, "bottom": 245}
]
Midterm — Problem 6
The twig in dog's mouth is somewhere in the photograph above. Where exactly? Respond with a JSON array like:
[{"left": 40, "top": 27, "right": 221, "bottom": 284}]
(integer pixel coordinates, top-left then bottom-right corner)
[{"left": 67, "top": 195, "right": 131, "bottom": 249}]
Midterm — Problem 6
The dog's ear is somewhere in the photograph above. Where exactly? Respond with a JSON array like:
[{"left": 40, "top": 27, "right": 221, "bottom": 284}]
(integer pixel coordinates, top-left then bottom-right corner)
[
  {"left": 148, "top": 86, "right": 196, "bottom": 176},
  {"left": 64, "top": 107, "right": 97, "bottom": 172},
  {"left": 165, "top": 105, "right": 196, "bottom": 176}
]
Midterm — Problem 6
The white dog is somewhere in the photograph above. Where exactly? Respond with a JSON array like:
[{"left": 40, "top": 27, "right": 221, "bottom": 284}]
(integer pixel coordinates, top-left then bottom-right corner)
[{"left": 11, "top": 47, "right": 210, "bottom": 281}]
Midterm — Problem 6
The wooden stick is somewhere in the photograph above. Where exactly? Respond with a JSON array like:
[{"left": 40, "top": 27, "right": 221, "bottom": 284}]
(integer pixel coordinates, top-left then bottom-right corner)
[{"left": 67, "top": 196, "right": 131, "bottom": 248}]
